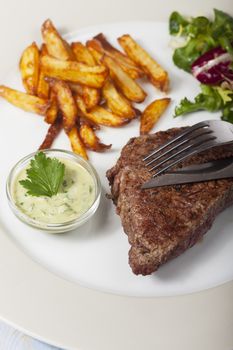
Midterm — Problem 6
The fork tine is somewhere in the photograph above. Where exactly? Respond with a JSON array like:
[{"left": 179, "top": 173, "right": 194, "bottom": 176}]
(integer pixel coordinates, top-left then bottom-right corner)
[
  {"left": 149, "top": 134, "right": 216, "bottom": 174},
  {"left": 143, "top": 121, "right": 210, "bottom": 162},
  {"left": 152, "top": 140, "right": 217, "bottom": 177},
  {"left": 145, "top": 129, "right": 213, "bottom": 167}
]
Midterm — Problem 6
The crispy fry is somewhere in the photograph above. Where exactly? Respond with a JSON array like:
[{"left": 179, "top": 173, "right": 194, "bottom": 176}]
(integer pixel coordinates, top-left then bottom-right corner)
[
  {"left": 70, "top": 83, "right": 100, "bottom": 110},
  {"left": 68, "top": 126, "right": 88, "bottom": 159},
  {"left": 102, "top": 80, "right": 135, "bottom": 118},
  {"left": 37, "top": 44, "right": 50, "bottom": 99},
  {"left": 39, "top": 117, "right": 62, "bottom": 149},
  {"left": 41, "top": 19, "right": 75, "bottom": 60},
  {"left": 19, "top": 42, "right": 40, "bottom": 95},
  {"left": 44, "top": 89, "right": 58, "bottom": 124},
  {"left": 94, "top": 33, "right": 144, "bottom": 79},
  {"left": 80, "top": 123, "right": 111, "bottom": 152},
  {"left": 102, "top": 55, "right": 146, "bottom": 103},
  {"left": 86, "top": 106, "right": 130, "bottom": 127},
  {"left": 71, "top": 42, "right": 100, "bottom": 109},
  {"left": 79, "top": 116, "right": 100, "bottom": 130},
  {"left": 41, "top": 55, "right": 108, "bottom": 88},
  {"left": 86, "top": 40, "right": 104, "bottom": 63},
  {"left": 118, "top": 34, "right": 169, "bottom": 92},
  {"left": 47, "top": 78, "right": 77, "bottom": 132},
  {"left": 76, "top": 95, "right": 129, "bottom": 127},
  {"left": 71, "top": 42, "right": 96, "bottom": 66},
  {"left": 82, "top": 86, "right": 100, "bottom": 110},
  {"left": 140, "top": 97, "right": 171, "bottom": 135},
  {"left": 0, "top": 85, "right": 50, "bottom": 115}
]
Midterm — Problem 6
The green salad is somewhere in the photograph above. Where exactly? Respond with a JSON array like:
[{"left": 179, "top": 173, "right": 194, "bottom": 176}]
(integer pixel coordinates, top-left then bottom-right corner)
[{"left": 169, "top": 9, "right": 233, "bottom": 122}]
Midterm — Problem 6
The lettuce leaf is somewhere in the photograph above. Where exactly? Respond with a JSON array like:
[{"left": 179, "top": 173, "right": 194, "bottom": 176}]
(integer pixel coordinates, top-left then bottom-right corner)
[
  {"left": 174, "top": 85, "right": 233, "bottom": 121},
  {"left": 169, "top": 9, "right": 233, "bottom": 72}
]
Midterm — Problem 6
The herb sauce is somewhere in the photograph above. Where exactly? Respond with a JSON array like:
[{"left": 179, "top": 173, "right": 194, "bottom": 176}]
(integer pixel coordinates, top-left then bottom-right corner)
[{"left": 13, "top": 158, "right": 95, "bottom": 224}]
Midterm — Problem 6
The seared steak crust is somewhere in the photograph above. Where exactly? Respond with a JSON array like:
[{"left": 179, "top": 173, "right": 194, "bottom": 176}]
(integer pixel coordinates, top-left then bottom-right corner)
[{"left": 106, "top": 128, "right": 233, "bottom": 275}]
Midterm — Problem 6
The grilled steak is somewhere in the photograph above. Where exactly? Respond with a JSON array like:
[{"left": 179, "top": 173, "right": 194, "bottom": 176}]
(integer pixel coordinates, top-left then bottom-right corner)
[{"left": 106, "top": 127, "right": 233, "bottom": 275}]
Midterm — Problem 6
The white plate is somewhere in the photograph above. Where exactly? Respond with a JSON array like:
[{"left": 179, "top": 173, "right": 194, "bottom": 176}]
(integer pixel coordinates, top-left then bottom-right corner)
[{"left": 0, "top": 21, "right": 233, "bottom": 350}]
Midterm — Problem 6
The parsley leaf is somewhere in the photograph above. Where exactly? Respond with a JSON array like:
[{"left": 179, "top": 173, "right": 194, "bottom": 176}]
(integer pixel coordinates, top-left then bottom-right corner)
[{"left": 20, "top": 152, "right": 65, "bottom": 197}]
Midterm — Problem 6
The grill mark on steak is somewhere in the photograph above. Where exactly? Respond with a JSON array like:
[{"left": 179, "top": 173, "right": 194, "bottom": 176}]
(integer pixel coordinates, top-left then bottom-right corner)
[{"left": 106, "top": 127, "right": 233, "bottom": 275}]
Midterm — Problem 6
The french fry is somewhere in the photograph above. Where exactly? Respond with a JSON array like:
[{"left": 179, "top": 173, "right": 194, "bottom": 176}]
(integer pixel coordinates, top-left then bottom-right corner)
[
  {"left": 71, "top": 42, "right": 100, "bottom": 109},
  {"left": 86, "top": 40, "right": 104, "bottom": 63},
  {"left": 80, "top": 123, "right": 111, "bottom": 152},
  {"left": 118, "top": 34, "right": 169, "bottom": 92},
  {"left": 47, "top": 78, "right": 77, "bottom": 132},
  {"left": 76, "top": 95, "right": 129, "bottom": 127},
  {"left": 102, "top": 55, "right": 146, "bottom": 103},
  {"left": 94, "top": 33, "right": 144, "bottom": 79},
  {"left": 71, "top": 42, "right": 96, "bottom": 66},
  {"left": 41, "top": 19, "right": 75, "bottom": 60},
  {"left": 41, "top": 55, "right": 108, "bottom": 88},
  {"left": 140, "top": 97, "right": 171, "bottom": 135},
  {"left": 37, "top": 44, "right": 50, "bottom": 99},
  {"left": 19, "top": 42, "right": 40, "bottom": 95},
  {"left": 82, "top": 86, "right": 100, "bottom": 110},
  {"left": 68, "top": 126, "right": 88, "bottom": 159},
  {"left": 68, "top": 82, "right": 84, "bottom": 95},
  {"left": 79, "top": 116, "right": 100, "bottom": 130},
  {"left": 70, "top": 83, "right": 101, "bottom": 110},
  {"left": 0, "top": 85, "right": 50, "bottom": 115},
  {"left": 39, "top": 117, "right": 62, "bottom": 149},
  {"left": 102, "top": 80, "right": 135, "bottom": 119},
  {"left": 44, "top": 89, "right": 59, "bottom": 124}
]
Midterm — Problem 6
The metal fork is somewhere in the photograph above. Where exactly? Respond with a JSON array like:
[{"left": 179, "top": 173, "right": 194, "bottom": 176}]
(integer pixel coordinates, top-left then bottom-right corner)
[{"left": 143, "top": 120, "right": 233, "bottom": 177}]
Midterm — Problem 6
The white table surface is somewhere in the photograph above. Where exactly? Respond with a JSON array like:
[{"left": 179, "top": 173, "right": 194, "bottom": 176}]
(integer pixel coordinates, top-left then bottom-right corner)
[{"left": 0, "top": 0, "right": 232, "bottom": 349}]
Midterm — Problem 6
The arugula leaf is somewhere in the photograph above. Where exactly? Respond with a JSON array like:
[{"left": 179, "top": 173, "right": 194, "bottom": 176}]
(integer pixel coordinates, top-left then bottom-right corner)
[
  {"left": 174, "top": 85, "right": 225, "bottom": 117},
  {"left": 20, "top": 152, "right": 65, "bottom": 197}
]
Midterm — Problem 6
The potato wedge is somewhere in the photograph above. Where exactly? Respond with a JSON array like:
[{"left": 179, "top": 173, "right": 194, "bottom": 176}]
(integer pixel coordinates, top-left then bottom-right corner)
[
  {"left": 70, "top": 84, "right": 100, "bottom": 110},
  {"left": 0, "top": 85, "right": 50, "bottom": 115},
  {"left": 39, "top": 117, "right": 62, "bottom": 149},
  {"left": 47, "top": 78, "right": 77, "bottom": 132},
  {"left": 94, "top": 33, "right": 144, "bottom": 79},
  {"left": 86, "top": 40, "right": 104, "bottom": 64},
  {"left": 37, "top": 44, "right": 50, "bottom": 99},
  {"left": 41, "top": 55, "right": 108, "bottom": 88},
  {"left": 76, "top": 95, "right": 129, "bottom": 127},
  {"left": 102, "top": 80, "right": 135, "bottom": 119},
  {"left": 118, "top": 34, "right": 169, "bottom": 92},
  {"left": 80, "top": 123, "right": 111, "bottom": 152},
  {"left": 68, "top": 126, "right": 88, "bottom": 159},
  {"left": 19, "top": 42, "right": 40, "bottom": 95},
  {"left": 82, "top": 86, "right": 100, "bottom": 110},
  {"left": 44, "top": 89, "right": 59, "bottom": 124},
  {"left": 41, "top": 19, "right": 75, "bottom": 60},
  {"left": 102, "top": 55, "right": 146, "bottom": 103},
  {"left": 79, "top": 116, "right": 100, "bottom": 130},
  {"left": 140, "top": 97, "right": 171, "bottom": 135},
  {"left": 71, "top": 42, "right": 96, "bottom": 66},
  {"left": 71, "top": 42, "right": 100, "bottom": 109}
]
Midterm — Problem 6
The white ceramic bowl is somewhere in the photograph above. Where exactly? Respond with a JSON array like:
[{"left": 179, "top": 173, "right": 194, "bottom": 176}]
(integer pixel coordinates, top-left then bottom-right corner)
[{"left": 6, "top": 149, "right": 101, "bottom": 233}]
